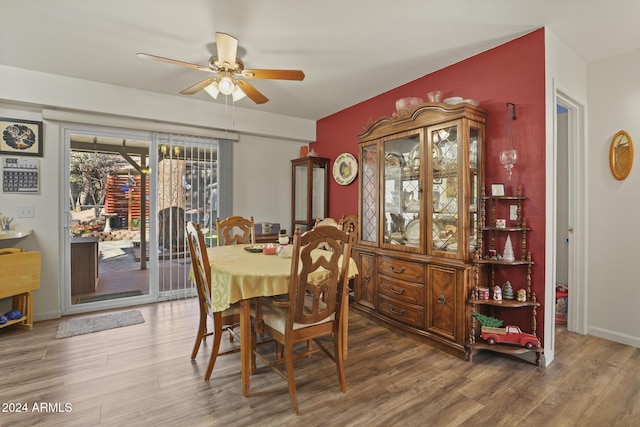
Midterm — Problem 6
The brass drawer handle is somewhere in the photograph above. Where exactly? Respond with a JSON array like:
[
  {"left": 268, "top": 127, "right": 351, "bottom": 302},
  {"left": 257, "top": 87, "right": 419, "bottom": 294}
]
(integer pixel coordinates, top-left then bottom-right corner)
[
  {"left": 363, "top": 275, "right": 370, "bottom": 283},
  {"left": 390, "top": 265, "right": 406, "bottom": 274},
  {"left": 389, "top": 285, "right": 405, "bottom": 295},
  {"left": 389, "top": 305, "right": 405, "bottom": 316},
  {"left": 437, "top": 293, "right": 447, "bottom": 306}
]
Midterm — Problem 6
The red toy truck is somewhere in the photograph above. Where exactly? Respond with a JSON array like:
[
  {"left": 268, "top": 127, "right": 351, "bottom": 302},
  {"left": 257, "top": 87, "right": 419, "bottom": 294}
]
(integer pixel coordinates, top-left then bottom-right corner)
[{"left": 481, "top": 325, "right": 540, "bottom": 349}]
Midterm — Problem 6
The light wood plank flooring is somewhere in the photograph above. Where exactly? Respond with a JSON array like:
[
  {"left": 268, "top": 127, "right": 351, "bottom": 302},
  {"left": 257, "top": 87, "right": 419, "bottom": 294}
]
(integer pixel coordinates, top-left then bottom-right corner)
[{"left": 1, "top": 299, "right": 638, "bottom": 426}]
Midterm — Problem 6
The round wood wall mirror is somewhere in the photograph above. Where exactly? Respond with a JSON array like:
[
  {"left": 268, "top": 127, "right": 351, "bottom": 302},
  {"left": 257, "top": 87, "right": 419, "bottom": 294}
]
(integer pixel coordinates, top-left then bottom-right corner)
[{"left": 609, "top": 130, "right": 634, "bottom": 180}]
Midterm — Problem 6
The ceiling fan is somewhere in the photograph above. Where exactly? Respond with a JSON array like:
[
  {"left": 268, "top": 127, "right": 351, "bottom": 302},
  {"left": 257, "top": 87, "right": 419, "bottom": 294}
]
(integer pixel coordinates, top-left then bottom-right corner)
[{"left": 137, "top": 32, "right": 305, "bottom": 105}]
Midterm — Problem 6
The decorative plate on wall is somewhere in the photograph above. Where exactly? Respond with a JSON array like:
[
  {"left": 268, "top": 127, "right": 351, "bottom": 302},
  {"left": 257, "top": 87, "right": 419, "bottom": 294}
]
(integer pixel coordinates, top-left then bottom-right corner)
[{"left": 333, "top": 153, "right": 358, "bottom": 185}]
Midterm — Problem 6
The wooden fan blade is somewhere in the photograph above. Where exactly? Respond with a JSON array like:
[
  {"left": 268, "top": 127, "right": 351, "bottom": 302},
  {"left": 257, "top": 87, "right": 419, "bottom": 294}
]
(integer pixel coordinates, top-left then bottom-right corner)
[
  {"left": 235, "top": 80, "right": 268, "bottom": 104},
  {"left": 216, "top": 33, "right": 238, "bottom": 66},
  {"left": 136, "top": 53, "right": 214, "bottom": 73},
  {"left": 241, "top": 69, "right": 305, "bottom": 81},
  {"left": 180, "top": 78, "right": 216, "bottom": 95}
]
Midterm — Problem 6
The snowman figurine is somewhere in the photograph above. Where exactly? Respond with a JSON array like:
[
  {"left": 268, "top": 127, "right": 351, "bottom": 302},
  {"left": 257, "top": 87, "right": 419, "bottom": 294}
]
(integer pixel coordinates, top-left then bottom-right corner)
[{"left": 493, "top": 285, "right": 502, "bottom": 301}]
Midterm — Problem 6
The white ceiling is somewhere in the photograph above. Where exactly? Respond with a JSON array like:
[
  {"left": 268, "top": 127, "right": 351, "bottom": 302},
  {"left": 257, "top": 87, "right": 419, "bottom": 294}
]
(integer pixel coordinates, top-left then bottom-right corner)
[{"left": 2, "top": 0, "right": 640, "bottom": 121}]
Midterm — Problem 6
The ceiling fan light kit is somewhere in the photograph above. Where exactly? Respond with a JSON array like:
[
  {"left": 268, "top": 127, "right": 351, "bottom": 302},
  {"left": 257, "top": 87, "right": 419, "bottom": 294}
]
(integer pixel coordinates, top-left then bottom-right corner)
[
  {"left": 218, "top": 76, "right": 235, "bottom": 95},
  {"left": 232, "top": 86, "right": 246, "bottom": 101},
  {"left": 204, "top": 82, "right": 220, "bottom": 99},
  {"left": 137, "top": 32, "right": 304, "bottom": 105}
]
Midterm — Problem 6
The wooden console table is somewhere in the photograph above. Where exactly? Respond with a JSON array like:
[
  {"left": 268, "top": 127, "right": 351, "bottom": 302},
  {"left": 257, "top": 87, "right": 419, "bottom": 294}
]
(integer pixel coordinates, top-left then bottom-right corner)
[{"left": 0, "top": 248, "right": 41, "bottom": 329}]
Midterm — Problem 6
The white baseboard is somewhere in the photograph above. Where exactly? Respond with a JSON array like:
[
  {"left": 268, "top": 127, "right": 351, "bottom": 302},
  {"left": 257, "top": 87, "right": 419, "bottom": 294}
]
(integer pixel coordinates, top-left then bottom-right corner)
[
  {"left": 34, "top": 310, "right": 62, "bottom": 322},
  {"left": 588, "top": 326, "right": 640, "bottom": 348}
]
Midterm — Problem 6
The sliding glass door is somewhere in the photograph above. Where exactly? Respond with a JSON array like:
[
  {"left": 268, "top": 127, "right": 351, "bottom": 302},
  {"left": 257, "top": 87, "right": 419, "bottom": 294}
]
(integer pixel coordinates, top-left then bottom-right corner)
[
  {"left": 61, "top": 126, "right": 226, "bottom": 314},
  {"left": 62, "top": 126, "right": 156, "bottom": 315}
]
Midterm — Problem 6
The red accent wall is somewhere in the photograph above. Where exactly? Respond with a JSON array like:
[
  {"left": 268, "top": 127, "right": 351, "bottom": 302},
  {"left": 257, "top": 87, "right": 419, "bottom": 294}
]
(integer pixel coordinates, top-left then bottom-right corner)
[{"left": 315, "top": 29, "right": 547, "bottom": 343}]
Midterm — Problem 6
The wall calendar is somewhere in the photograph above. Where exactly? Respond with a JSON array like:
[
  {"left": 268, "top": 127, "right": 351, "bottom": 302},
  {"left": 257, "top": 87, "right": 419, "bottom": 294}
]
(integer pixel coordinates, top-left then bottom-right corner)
[{"left": 2, "top": 156, "right": 39, "bottom": 193}]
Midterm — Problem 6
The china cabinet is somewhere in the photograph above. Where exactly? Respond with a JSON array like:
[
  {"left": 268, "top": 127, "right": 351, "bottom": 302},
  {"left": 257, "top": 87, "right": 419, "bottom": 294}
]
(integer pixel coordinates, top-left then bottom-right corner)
[
  {"left": 291, "top": 156, "right": 329, "bottom": 234},
  {"left": 466, "top": 184, "right": 543, "bottom": 365},
  {"left": 352, "top": 102, "right": 486, "bottom": 358}
]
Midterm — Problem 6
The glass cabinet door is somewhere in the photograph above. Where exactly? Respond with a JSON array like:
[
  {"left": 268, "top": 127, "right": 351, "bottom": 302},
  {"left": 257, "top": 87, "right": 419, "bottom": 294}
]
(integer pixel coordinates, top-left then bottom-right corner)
[
  {"left": 291, "top": 157, "right": 329, "bottom": 234},
  {"left": 431, "top": 123, "right": 459, "bottom": 255},
  {"left": 381, "top": 131, "right": 422, "bottom": 251},
  {"left": 360, "top": 142, "right": 378, "bottom": 244},
  {"left": 469, "top": 127, "right": 480, "bottom": 255}
]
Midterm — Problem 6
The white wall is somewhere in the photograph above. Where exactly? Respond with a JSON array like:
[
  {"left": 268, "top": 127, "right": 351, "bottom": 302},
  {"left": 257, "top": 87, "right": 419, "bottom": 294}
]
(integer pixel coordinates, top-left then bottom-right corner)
[
  {"left": 587, "top": 48, "right": 640, "bottom": 347},
  {"left": 0, "top": 107, "right": 62, "bottom": 320},
  {"left": 0, "top": 66, "right": 314, "bottom": 321},
  {"left": 232, "top": 133, "right": 302, "bottom": 230}
]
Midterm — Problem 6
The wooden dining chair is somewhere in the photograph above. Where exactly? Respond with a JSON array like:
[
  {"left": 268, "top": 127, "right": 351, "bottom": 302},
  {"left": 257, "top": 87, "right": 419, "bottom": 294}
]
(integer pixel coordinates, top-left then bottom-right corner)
[
  {"left": 314, "top": 217, "right": 339, "bottom": 228},
  {"left": 216, "top": 214, "right": 267, "bottom": 341},
  {"left": 186, "top": 221, "right": 241, "bottom": 381},
  {"left": 338, "top": 214, "right": 358, "bottom": 236},
  {"left": 251, "top": 225, "right": 354, "bottom": 414},
  {"left": 216, "top": 215, "right": 256, "bottom": 246}
]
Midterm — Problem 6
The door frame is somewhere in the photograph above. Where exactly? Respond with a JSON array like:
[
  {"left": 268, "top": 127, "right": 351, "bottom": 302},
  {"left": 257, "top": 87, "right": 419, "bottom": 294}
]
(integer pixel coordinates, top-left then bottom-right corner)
[
  {"left": 61, "top": 124, "right": 158, "bottom": 315},
  {"left": 545, "top": 84, "right": 589, "bottom": 364}
]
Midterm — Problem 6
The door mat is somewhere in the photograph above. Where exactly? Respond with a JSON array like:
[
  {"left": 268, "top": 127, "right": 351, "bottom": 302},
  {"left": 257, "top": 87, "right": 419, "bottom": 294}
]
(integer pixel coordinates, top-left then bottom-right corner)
[
  {"left": 56, "top": 309, "right": 145, "bottom": 338},
  {"left": 76, "top": 289, "right": 143, "bottom": 304}
]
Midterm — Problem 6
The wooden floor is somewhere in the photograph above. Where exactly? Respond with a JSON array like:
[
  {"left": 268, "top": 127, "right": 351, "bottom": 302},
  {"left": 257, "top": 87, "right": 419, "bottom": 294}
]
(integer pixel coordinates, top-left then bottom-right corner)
[{"left": 1, "top": 299, "right": 638, "bottom": 426}]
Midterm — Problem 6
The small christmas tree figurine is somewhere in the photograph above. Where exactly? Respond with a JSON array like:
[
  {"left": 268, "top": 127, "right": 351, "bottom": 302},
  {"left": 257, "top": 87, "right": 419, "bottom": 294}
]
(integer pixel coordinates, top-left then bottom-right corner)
[
  {"left": 502, "top": 280, "right": 514, "bottom": 300},
  {"left": 503, "top": 235, "right": 515, "bottom": 261},
  {"left": 472, "top": 312, "right": 504, "bottom": 328}
]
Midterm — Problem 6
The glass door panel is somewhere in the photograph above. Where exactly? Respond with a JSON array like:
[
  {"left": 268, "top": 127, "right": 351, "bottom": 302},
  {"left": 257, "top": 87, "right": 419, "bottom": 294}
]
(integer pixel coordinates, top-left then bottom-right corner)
[
  {"left": 293, "top": 164, "right": 308, "bottom": 225},
  {"left": 381, "top": 131, "right": 422, "bottom": 251},
  {"left": 469, "top": 127, "right": 480, "bottom": 254},
  {"left": 431, "top": 124, "right": 459, "bottom": 255},
  {"left": 311, "top": 165, "right": 326, "bottom": 220},
  {"left": 360, "top": 143, "right": 378, "bottom": 243}
]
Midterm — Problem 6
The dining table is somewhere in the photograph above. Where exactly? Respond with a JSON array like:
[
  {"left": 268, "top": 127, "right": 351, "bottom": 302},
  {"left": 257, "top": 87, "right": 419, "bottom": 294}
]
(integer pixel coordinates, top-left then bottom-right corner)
[{"left": 205, "top": 243, "right": 358, "bottom": 397}]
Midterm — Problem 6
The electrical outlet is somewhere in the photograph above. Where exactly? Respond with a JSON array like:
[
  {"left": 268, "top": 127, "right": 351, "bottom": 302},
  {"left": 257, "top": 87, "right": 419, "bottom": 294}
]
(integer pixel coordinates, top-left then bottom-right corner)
[
  {"left": 17, "top": 205, "right": 34, "bottom": 218},
  {"left": 510, "top": 205, "right": 518, "bottom": 221}
]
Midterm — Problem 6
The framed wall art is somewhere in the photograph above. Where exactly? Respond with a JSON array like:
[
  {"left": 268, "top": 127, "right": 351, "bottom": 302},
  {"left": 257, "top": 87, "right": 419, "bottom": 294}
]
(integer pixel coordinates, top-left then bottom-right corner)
[
  {"left": 0, "top": 118, "right": 43, "bottom": 157},
  {"left": 491, "top": 183, "right": 505, "bottom": 197}
]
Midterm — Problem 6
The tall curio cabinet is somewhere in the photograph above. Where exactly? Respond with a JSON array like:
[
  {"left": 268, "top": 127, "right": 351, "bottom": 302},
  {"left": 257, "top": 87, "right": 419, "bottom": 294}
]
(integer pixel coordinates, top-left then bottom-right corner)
[
  {"left": 352, "top": 102, "right": 486, "bottom": 358},
  {"left": 291, "top": 156, "right": 330, "bottom": 234}
]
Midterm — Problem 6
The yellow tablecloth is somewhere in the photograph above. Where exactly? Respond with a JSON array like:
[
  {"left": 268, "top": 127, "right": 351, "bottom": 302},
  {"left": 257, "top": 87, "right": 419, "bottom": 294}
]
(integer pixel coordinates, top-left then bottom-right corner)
[{"left": 206, "top": 244, "right": 358, "bottom": 313}]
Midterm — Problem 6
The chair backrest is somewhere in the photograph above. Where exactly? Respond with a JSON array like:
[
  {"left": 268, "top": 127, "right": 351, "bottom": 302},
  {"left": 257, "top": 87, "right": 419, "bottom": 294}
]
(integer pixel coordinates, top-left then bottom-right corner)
[
  {"left": 186, "top": 221, "right": 213, "bottom": 316},
  {"left": 288, "top": 226, "right": 354, "bottom": 325},
  {"left": 314, "top": 217, "right": 339, "bottom": 229},
  {"left": 338, "top": 214, "right": 358, "bottom": 236},
  {"left": 216, "top": 216, "right": 256, "bottom": 246}
]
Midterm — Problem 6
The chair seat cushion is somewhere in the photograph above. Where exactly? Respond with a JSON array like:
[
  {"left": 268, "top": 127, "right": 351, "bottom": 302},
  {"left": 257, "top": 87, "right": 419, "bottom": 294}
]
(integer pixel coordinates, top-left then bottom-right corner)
[
  {"left": 207, "top": 302, "right": 241, "bottom": 319},
  {"left": 260, "top": 296, "right": 334, "bottom": 334},
  {"left": 223, "top": 303, "right": 241, "bottom": 317}
]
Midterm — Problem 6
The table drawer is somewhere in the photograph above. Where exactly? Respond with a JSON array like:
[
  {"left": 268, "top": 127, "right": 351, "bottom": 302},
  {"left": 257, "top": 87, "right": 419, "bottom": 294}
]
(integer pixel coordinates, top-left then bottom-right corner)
[
  {"left": 378, "top": 257, "right": 424, "bottom": 283},
  {"left": 377, "top": 295, "right": 425, "bottom": 329},
  {"left": 378, "top": 277, "right": 424, "bottom": 304}
]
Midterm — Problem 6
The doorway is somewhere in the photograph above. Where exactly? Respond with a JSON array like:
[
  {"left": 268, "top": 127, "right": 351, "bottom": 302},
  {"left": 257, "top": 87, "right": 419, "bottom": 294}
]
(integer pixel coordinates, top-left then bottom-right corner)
[
  {"left": 548, "top": 89, "right": 588, "bottom": 363},
  {"left": 61, "top": 126, "right": 224, "bottom": 315},
  {"left": 62, "top": 126, "right": 156, "bottom": 315},
  {"left": 555, "top": 105, "right": 569, "bottom": 330}
]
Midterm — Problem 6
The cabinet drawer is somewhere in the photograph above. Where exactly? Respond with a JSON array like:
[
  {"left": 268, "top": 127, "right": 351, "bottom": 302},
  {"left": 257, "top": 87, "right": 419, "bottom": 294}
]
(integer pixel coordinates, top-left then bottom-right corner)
[
  {"left": 377, "top": 295, "right": 425, "bottom": 329},
  {"left": 378, "top": 257, "right": 424, "bottom": 283},
  {"left": 378, "top": 277, "right": 424, "bottom": 304}
]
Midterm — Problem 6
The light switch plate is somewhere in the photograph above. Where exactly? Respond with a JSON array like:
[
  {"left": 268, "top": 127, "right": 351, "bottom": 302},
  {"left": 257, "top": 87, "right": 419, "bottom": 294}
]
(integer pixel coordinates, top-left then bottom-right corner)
[{"left": 17, "top": 205, "right": 35, "bottom": 218}]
